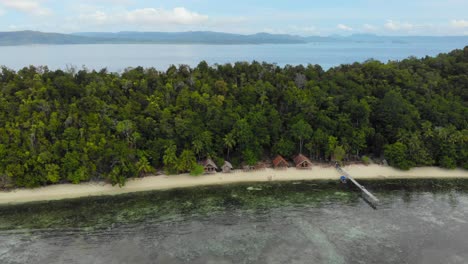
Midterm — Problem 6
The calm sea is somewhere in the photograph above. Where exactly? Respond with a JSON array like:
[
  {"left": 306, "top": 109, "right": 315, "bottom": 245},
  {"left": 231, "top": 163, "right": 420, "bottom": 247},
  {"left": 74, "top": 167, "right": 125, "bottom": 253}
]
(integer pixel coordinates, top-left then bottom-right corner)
[
  {"left": 1, "top": 40, "right": 467, "bottom": 72},
  {"left": 1, "top": 180, "right": 467, "bottom": 264}
]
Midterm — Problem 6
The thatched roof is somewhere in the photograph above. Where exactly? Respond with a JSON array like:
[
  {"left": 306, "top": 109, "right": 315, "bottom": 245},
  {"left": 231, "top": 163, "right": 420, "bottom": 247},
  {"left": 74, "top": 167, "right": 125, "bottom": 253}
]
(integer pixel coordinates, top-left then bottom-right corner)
[
  {"left": 272, "top": 155, "right": 289, "bottom": 167},
  {"left": 201, "top": 158, "right": 218, "bottom": 169},
  {"left": 294, "top": 154, "right": 312, "bottom": 166},
  {"left": 222, "top": 161, "right": 233, "bottom": 169}
]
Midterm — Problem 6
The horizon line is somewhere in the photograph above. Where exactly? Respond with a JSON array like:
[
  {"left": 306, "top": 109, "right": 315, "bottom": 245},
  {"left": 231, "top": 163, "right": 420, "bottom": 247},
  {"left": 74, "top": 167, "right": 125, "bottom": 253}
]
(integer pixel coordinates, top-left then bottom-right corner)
[{"left": 2, "top": 30, "right": 468, "bottom": 38}]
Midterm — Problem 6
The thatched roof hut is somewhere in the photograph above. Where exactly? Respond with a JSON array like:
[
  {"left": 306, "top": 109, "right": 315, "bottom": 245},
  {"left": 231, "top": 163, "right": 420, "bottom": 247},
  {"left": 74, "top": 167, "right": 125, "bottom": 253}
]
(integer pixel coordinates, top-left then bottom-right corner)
[
  {"left": 222, "top": 161, "right": 233, "bottom": 173},
  {"left": 272, "top": 155, "right": 289, "bottom": 169},
  {"left": 294, "top": 154, "right": 312, "bottom": 169},
  {"left": 201, "top": 158, "right": 218, "bottom": 174}
]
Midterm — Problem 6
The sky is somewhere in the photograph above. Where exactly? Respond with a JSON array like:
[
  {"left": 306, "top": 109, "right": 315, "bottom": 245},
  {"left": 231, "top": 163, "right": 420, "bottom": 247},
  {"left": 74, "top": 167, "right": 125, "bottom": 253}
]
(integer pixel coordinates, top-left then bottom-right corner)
[{"left": 0, "top": 0, "right": 468, "bottom": 36}]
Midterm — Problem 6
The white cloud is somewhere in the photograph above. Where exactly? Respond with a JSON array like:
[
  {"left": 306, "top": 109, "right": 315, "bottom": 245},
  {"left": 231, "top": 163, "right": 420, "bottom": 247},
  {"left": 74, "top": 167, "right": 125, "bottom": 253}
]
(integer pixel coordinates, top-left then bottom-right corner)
[
  {"left": 384, "top": 20, "right": 414, "bottom": 31},
  {"left": 0, "top": 0, "right": 51, "bottom": 16},
  {"left": 126, "top": 7, "right": 208, "bottom": 25},
  {"left": 337, "top": 24, "right": 353, "bottom": 31},
  {"left": 210, "top": 16, "right": 248, "bottom": 26},
  {"left": 262, "top": 28, "right": 286, "bottom": 34},
  {"left": 0, "top": 8, "right": 5, "bottom": 16},
  {"left": 289, "top": 25, "right": 318, "bottom": 35},
  {"left": 80, "top": 7, "right": 209, "bottom": 27},
  {"left": 451, "top": 19, "right": 468, "bottom": 28},
  {"left": 363, "top": 24, "right": 377, "bottom": 32},
  {"left": 81, "top": 11, "right": 109, "bottom": 25},
  {"left": 83, "top": 0, "right": 133, "bottom": 3}
]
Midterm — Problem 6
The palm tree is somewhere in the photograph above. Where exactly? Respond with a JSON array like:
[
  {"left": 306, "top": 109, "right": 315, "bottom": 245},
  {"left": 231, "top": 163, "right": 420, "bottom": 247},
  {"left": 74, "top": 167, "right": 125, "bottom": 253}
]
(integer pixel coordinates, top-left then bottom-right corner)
[
  {"left": 136, "top": 156, "right": 153, "bottom": 177},
  {"left": 223, "top": 133, "right": 236, "bottom": 160},
  {"left": 192, "top": 139, "right": 203, "bottom": 160}
]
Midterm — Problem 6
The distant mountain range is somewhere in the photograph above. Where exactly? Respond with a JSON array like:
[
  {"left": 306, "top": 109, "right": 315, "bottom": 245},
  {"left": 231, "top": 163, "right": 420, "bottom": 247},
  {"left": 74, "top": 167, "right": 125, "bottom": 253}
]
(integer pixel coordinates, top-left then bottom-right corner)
[
  {"left": 1, "top": 30, "right": 467, "bottom": 46},
  {"left": 72, "top": 31, "right": 306, "bottom": 44}
]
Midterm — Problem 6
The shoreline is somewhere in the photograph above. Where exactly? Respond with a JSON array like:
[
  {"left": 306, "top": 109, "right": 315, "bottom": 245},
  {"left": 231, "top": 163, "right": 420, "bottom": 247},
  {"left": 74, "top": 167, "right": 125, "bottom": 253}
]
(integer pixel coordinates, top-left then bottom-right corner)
[{"left": 1, "top": 164, "right": 467, "bottom": 205}]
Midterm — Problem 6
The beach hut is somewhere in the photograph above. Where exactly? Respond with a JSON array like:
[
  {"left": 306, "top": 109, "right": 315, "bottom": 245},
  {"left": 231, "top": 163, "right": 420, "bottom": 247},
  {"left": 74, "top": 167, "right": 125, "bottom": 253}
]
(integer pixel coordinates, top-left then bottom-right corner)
[
  {"left": 294, "top": 154, "right": 313, "bottom": 169},
  {"left": 272, "top": 155, "right": 289, "bottom": 169},
  {"left": 201, "top": 158, "right": 218, "bottom": 174},
  {"left": 222, "top": 161, "right": 233, "bottom": 173}
]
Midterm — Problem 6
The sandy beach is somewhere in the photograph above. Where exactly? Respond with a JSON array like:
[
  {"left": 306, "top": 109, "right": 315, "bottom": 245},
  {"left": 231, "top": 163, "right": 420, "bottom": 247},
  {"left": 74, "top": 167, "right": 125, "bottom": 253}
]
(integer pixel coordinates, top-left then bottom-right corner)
[{"left": 0, "top": 164, "right": 467, "bottom": 205}]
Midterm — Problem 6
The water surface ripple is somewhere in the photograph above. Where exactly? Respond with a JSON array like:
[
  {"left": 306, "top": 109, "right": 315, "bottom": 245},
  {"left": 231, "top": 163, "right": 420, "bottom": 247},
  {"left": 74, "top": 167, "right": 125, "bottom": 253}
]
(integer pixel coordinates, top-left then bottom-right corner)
[{"left": 0, "top": 180, "right": 467, "bottom": 264}]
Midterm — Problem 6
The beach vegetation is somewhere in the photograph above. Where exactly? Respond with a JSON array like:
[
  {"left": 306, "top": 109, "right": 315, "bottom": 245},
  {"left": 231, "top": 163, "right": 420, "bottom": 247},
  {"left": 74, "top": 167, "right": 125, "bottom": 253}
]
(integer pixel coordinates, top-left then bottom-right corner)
[
  {"left": 333, "top": 146, "right": 346, "bottom": 163},
  {"left": 0, "top": 47, "right": 467, "bottom": 187},
  {"left": 163, "top": 145, "right": 178, "bottom": 175},
  {"left": 136, "top": 156, "right": 153, "bottom": 177},
  {"left": 190, "top": 165, "right": 205, "bottom": 176},
  {"left": 361, "top": 156, "right": 371, "bottom": 165},
  {"left": 384, "top": 142, "right": 413, "bottom": 170},
  {"left": 177, "top": 150, "right": 197, "bottom": 173}
]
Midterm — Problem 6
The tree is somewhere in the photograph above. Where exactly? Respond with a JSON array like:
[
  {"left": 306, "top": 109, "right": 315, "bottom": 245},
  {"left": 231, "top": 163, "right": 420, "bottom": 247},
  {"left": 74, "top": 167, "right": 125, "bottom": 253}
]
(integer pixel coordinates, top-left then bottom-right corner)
[
  {"left": 273, "top": 137, "right": 295, "bottom": 157},
  {"left": 190, "top": 165, "right": 205, "bottom": 176},
  {"left": 384, "top": 142, "right": 413, "bottom": 170},
  {"left": 439, "top": 156, "right": 456, "bottom": 169},
  {"left": 62, "top": 151, "right": 83, "bottom": 183},
  {"left": 108, "top": 165, "right": 127, "bottom": 187},
  {"left": 333, "top": 146, "right": 346, "bottom": 163},
  {"left": 68, "top": 166, "right": 89, "bottom": 184},
  {"left": 308, "top": 129, "right": 328, "bottom": 160},
  {"left": 234, "top": 118, "right": 254, "bottom": 151},
  {"left": 116, "top": 120, "right": 134, "bottom": 144},
  {"left": 374, "top": 90, "right": 420, "bottom": 141},
  {"left": 192, "top": 131, "right": 213, "bottom": 158},
  {"left": 45, "top": 164, "right": 60, "bottom": 183},
  {"left": 177, "top": 149, "right": 196, "bottom": 173},
  {"left": 349, "top": 129, "right": 367, "bottom": 158},
  {"left": 0, "top": 173, "right": 10, "bottom": 188},
  {"left": 163, "top": 145, "right": 178, "bottom": 174},
  {"left": 243, "top": 149, "right": 258, "bottom": 166},
  {"left": 192, "top": 139, "right": 203, "bottom": 160},
  {"left": 1, "top": 49, "right": 467, "bottom": 188},
  {"left": 136, "top": 156, "right": 153, "bottom": 177},
  {"left": 223, "top": 133, "right": 236, "bottom": 160},
  {"left": 327, "top": 136, "right": 338, "bottom": 161},
  {"left": 397, "top": 130, "right": 434, "bottom": 166},
  {"left": 291, "top": 120, "right": 313, "bottom": 154}
]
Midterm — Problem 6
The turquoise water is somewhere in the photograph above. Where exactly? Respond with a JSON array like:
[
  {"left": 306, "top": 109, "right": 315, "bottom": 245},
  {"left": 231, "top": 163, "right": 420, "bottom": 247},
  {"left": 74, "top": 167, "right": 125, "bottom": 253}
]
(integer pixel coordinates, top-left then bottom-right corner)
[
  {"left": 0, "top": 180, "right": 467, "bottom": 264},
  {"left": 0, "top": 40, "right": 467, "bottom": 71}
]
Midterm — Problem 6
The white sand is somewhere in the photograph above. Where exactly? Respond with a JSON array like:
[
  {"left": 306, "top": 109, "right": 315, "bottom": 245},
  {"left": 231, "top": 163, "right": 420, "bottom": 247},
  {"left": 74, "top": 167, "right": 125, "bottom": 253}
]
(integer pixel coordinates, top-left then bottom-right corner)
[{"left": 0, "top": 165, "right": 467, "bottom": 205}]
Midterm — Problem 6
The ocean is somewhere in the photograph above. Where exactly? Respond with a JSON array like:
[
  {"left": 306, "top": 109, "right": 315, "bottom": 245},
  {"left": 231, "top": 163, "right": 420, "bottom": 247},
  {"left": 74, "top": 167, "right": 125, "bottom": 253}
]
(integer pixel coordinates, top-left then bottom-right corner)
[
  {"left": 1, "top": 180, "right": 467, "bottom": 264},
  {"left": 1, "top": 39, "right": 467, "bottom": 72}
]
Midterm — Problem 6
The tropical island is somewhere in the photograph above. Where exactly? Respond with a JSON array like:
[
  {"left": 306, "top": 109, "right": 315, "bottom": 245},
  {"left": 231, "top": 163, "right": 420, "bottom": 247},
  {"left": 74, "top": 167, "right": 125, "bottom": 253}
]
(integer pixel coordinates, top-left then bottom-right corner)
[{"left": 0, "top": 47, "right": 467, "bottom": 202}]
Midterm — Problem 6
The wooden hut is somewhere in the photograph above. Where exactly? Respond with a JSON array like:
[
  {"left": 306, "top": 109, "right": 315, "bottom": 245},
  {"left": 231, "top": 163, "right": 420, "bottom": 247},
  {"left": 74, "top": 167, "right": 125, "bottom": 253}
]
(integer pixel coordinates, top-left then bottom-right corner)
[
  {"left": 201, "top": 158, "right": 218, "bottom": 174},
  {"left": 272, "top": 155, "right": 289, "bottom": 169},
  {"left": 294, "top": 154, "right": 313, "bottom": 169},
  {"left": 222, "top": 161, "right": 233, "bottom": 173}
]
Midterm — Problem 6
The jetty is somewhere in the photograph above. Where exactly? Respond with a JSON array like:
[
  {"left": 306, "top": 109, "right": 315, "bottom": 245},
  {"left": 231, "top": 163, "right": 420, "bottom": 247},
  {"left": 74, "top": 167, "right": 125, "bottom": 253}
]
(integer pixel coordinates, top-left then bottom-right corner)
[{"left": 336, "top": 164, "right": 379, "bottom": 203}]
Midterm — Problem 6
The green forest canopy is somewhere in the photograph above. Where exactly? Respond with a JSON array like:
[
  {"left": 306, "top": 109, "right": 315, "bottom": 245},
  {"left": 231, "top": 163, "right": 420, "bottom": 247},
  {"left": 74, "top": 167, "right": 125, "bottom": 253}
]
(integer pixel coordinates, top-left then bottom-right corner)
[{"left": 0, "top": 47, "right": 467, "bottom": 187}]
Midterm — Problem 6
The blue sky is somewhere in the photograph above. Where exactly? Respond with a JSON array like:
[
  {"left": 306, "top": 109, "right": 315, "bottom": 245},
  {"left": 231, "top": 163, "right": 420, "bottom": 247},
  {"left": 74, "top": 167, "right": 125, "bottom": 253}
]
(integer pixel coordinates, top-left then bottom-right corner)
[{"left": 0, "top": 0, "right": 468, "bottom": 35}]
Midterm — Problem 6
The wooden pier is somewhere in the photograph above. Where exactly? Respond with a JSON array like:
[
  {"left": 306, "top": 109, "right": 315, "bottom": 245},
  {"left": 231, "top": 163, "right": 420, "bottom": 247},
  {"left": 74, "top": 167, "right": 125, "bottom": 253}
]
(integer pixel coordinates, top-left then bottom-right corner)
[{"left": 336, "top": 165, "right": 379, "bottom": 203}]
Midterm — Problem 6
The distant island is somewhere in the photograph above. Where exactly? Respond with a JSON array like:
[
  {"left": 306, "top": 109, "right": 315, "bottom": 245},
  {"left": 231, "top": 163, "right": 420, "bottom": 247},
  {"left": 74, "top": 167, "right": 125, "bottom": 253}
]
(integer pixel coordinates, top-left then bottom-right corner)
[{"left": 1, "top": 30, "right": 468, "bottom": 45}]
